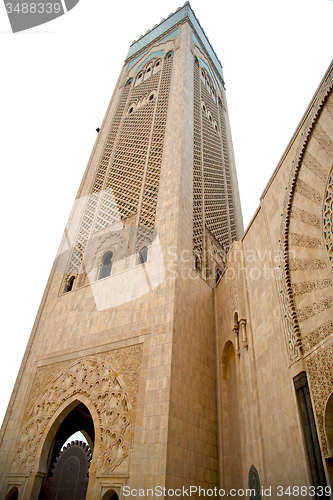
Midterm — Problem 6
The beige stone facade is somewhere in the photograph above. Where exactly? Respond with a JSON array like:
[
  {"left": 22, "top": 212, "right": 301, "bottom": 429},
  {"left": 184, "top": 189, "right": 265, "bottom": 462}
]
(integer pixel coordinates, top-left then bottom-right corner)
[{"left": 1, "top": 3, "right": 333, "bottom": 500}]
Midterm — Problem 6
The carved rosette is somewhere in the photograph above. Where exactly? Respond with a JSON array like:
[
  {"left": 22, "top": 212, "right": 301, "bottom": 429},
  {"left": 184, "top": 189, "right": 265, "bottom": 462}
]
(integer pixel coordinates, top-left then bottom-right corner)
[{"left": 13, "top": 358, "right": 132, "bottom": 475}]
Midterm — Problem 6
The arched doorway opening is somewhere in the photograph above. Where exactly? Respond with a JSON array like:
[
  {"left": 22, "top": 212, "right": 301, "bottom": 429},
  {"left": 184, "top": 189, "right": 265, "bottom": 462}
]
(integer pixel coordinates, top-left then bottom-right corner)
[
  {"left": 38, "top": 401, "right": 94, "bottom": 500},
  {"left": 101, "top": 489, "right": 119, "bottom": 500},
  {"left": 5, "top": 486, "right": 19, "bottom": 500}
]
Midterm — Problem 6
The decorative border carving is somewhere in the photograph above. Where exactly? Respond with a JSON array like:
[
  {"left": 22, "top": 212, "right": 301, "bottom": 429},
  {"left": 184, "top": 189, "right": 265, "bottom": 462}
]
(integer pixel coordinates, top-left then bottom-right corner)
[
  {"left": 323, "top": 171, "right": 333, "bottom": 269},
  {"left": 280, "top": 71, "right": 333, "bottom": 363}
]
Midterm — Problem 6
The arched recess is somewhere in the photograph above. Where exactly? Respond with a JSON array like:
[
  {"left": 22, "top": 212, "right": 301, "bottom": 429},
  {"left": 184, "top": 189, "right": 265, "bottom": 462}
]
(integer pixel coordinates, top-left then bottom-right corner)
[
  {"left": 5, "top": 486, "right": 19, "bottom": 500},
  {"left": 101, "top": 489, "right": 119, "bottom": 500},
  {"left": 221, "top": 341, "right": 242, "bottom": 491}
]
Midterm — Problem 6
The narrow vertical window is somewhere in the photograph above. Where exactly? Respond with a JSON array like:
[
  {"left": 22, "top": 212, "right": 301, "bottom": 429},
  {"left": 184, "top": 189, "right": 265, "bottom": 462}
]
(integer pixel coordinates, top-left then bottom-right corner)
[
  {"left": 64, "top": 276, "right": 75, "bottom": 293},
  {"left": 138, "top": 246, "right": 148, "bottom": 264},
  {"left": 99, "top": 252, "right": 113, "bottom": 279}
]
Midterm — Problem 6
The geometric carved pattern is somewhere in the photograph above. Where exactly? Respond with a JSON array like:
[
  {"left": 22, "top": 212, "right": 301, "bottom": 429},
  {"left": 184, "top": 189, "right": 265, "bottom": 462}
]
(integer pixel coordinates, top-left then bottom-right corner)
[
  {"left": 313, "top": 123, "right": 333, "bottom": 159},
  {"left": 302, "top": 318, "right": 333, "bottom": 353},
  {"left": 295, "top": 179, "right": 322, "bottom": 205},
  {"left": 323, "top": 170, "right": 333, "bottom": 268},
  {"left": 218, "top": 94, "right": 237, "bottom": 244},
  {"left": 13, "top": 358, "right": 132, "bottom": 475},
  {"left": 193, "top": 57, "right": 237, "bottom": 266},
  {"left": 63, "top": 53, "right": 174, "bottom": 289},
  {"left": 289, "top": 258, "right": 327, "bottom": 271},
  {"left": 307, "top": 346, "right": 333, "bottom": 457},
  {"left": 96, "top": 74, "right": 160, "bottom": 230},
  {"left": 65, "top": 84, "right": 132, "bottom": 279},
  {"left": 290, "top": 206, "right": 320, "bottom": 228},
  {"left": 289, "top": 232, "right": 322, "bottom": 248},
  {"left": 139, "top": 54, "right": 174, "bottom": 227},
  {"left": 100, "top": 344, "right": 143, "bottom": 410},
  {"left": 297, "top": 296, "right": 333, "bottom": 323},
  {"left": 202, "top": 82, "right": 230, "bottom": 247},
  {"left": 303, "top": 151, "right": 328, "bottom": 183},
  {"left": 193, "top": 60, "right": 203, "bottom": 263},
  {"left": 291, "top": 278, "right": 332, "bottom": 297}
]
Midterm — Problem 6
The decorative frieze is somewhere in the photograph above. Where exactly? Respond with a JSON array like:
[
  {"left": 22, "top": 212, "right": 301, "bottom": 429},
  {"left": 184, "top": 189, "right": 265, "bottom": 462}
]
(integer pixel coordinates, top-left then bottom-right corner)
[
  {"left": 291, "top": 278, "right": 332, "bottom": 297},
  {"left": 289, "top": 232, "right": 322, "bottom": 249},
  {"left": 290, "top": 207, "right": 320, "bottom": 228},
  {"left": 289, "top": 259, "right": 327, "bottom": 271}
]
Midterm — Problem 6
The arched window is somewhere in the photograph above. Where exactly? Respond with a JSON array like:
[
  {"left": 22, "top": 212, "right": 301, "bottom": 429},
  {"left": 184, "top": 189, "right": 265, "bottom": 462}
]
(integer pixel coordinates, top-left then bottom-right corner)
[
  {"left": 138, "top": 246, "right": 148, "bottom": 264},
  {"left": 194, "top": 56, "right": 199, "bottom": 66},
  {"left": 64, "top": 276, "right": 75, "bottom": 293},
  {"left": 134, "top": 72, "right": 144, "bottom": 87},
  {"left": 165, "top": 51, "right": 173, "bottom": 59},
  {"left": 125, "top": 78, "right": 132, "bottom": 87},
  {"left": 216, "top": 268, "right": 222, "bottom": 284},
  {"left": 195, "top": 255, "right": 201, "bottom": 272},
  {"left": 99, "top": 251, "right": 113, "bottom": 280}
]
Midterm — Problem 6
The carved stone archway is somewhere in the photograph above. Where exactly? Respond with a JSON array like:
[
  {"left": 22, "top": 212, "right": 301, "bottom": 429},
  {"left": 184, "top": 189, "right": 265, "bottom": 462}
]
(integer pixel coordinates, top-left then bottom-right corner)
[{"left": 12, "top": 358, "right": 132, "bottom": 499}]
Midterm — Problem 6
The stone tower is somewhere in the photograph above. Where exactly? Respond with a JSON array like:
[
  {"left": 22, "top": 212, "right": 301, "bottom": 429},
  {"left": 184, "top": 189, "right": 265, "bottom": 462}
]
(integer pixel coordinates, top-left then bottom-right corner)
[{"left": 0, "top": 3, "right": 242, "bottom": 499}]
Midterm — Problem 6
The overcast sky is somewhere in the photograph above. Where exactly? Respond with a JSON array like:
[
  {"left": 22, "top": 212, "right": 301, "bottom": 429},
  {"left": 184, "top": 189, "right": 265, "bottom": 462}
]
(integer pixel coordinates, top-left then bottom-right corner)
[{"left": 0, "top": 0, "right": 332, "bottom": 427}]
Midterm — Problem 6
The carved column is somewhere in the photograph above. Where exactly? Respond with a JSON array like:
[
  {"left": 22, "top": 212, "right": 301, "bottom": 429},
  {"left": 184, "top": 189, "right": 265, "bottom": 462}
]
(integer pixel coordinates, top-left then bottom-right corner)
[
  {"left": 233, "top": 325, "right": 240, "bottom": 357},
  {"left": 239, "top": 318, "right": 247, "bottom": 348}
]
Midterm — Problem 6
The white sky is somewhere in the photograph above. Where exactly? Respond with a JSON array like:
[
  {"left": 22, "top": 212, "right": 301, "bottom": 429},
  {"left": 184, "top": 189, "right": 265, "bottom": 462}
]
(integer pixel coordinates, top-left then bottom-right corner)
[{"left": 0, "top": 0, "right": 332, "bottom": 428}]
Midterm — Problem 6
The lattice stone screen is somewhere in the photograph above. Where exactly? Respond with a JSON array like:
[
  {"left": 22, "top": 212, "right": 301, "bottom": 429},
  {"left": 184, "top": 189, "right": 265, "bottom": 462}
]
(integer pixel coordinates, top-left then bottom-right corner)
[{"left": 62, "top": 54, "right": 173, "bottom": 290}]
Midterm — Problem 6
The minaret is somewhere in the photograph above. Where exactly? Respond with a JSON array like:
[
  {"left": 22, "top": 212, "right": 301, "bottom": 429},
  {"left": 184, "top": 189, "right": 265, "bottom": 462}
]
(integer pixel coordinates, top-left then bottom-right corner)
[{"left": 0, "top": 4, "right": 242, "bottom": 499}]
